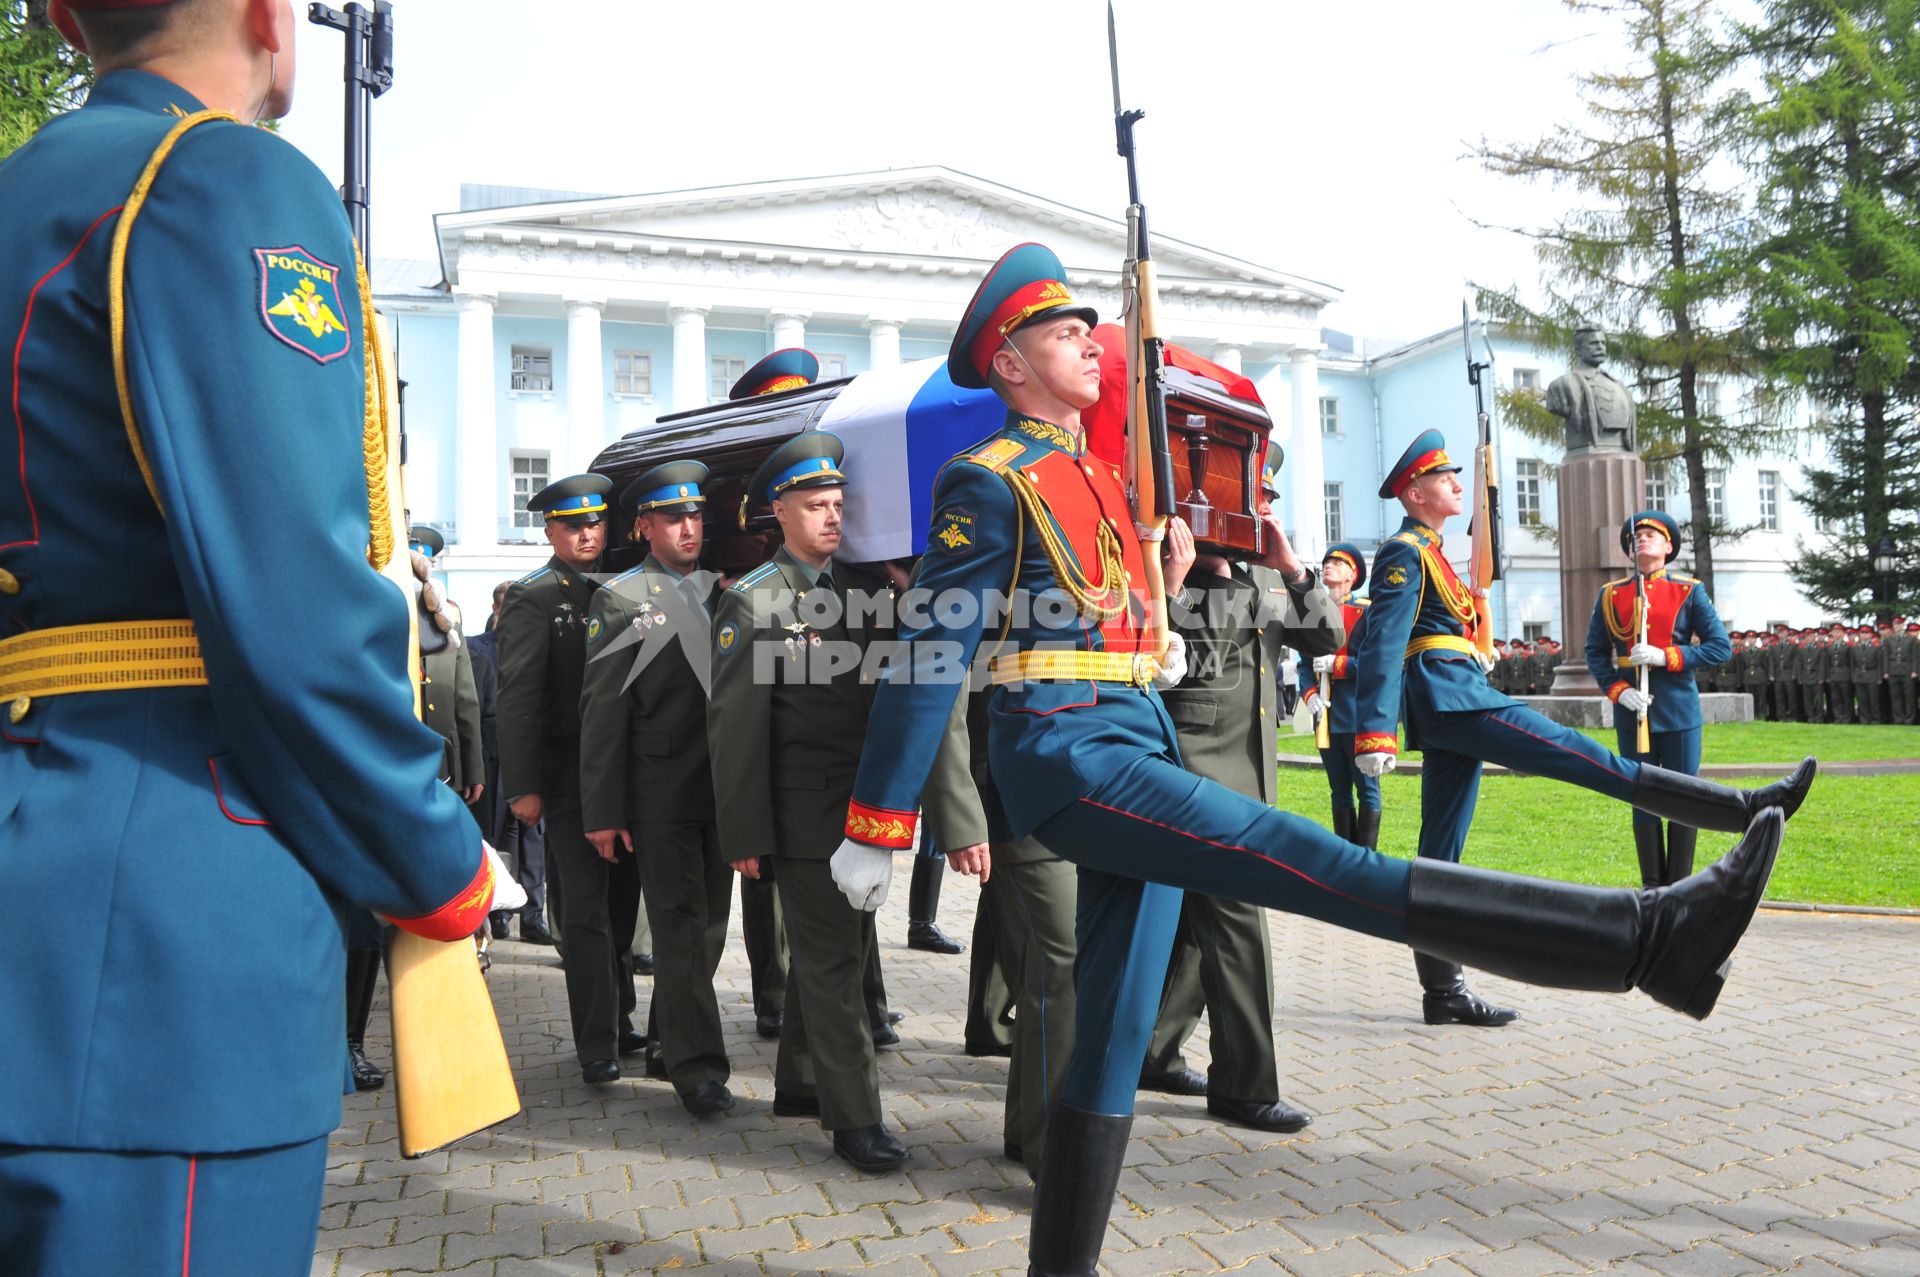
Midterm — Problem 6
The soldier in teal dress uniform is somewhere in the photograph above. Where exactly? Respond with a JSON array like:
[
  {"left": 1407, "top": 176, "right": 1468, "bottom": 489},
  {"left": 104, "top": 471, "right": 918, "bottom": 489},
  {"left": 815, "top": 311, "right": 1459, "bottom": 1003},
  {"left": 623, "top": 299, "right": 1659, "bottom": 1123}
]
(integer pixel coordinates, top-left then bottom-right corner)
[
  {"left": 824, "top": 243, "right": 1804, "bottom": 1277},
  {"left": 0, "top": 3, "right": 494, "bottom": 1271},
  {"left": 1583, "top": 511, "right": 1731, "bottom": 887},
  {"left": 1300, "top": 540, "right": 1381, "bottom": 847},
  {"left": 1351, "top": 431, "right": 1809, "bottom": 1030}
]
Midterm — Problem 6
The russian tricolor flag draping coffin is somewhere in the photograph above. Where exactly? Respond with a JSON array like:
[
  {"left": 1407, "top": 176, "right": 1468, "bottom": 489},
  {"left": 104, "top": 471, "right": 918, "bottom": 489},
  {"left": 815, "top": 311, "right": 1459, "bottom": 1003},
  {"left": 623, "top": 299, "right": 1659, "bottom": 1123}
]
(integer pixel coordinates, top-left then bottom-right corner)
[{"left": 820, "top": 358, "right": 1004, "bottom": 563}]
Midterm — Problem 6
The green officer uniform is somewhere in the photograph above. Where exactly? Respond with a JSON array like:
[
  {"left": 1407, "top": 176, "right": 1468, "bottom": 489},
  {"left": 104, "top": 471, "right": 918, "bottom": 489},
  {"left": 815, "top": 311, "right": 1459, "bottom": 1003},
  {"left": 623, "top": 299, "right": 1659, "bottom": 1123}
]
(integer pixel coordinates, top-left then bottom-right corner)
[
  {"left": 1795, "top": 636, "right": 1829, "bottom": 722},
  {"left": 1854, "top": 633, "right": 1887, "bottom": 723},
  {"left": 1768, "top": 635, "right": 1799, "bottom": 722},
  {"left": 421, "top": 639, "right": 482, "bottom": 792},
  {"left": 1739, "top": 638, "right": 1770, "bottom": 719},
  {"left": 1887, "top": 628, "right": 1918, "bottom": 725},
  {"left": 708, "top": 434, "right": 900, "bottom": 1167},
  {"left": 580, "top": 462, "right": 733, "bottom": 1116},
  {"left": 1828, "top": 634, "right": 1856, "bottom": 723},
  {"left": 1141, "top": 559, "right": 1343, "bottom": 1132},
  {"left": 497, "top": 474, "right": 642, "bottom": 1078}
]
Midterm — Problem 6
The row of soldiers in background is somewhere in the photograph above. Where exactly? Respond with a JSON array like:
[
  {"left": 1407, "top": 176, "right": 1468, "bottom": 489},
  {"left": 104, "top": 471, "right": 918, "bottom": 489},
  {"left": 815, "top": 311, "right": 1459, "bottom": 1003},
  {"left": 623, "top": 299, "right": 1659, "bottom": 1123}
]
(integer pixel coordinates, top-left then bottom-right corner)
[
  {"left": 1486, "top": 636, "right": 1564, "bottom": 696},
  {"left": 1707, "top": 623, "right": 1920, "bottom": 725}
]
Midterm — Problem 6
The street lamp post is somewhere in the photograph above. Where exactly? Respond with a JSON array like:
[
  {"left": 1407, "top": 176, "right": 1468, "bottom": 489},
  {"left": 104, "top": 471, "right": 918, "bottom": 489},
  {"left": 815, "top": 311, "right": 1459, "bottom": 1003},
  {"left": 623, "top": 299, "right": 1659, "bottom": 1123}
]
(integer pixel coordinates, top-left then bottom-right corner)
[{"left": 1871, "top": 534, "right": 1898, "bottom": 626}]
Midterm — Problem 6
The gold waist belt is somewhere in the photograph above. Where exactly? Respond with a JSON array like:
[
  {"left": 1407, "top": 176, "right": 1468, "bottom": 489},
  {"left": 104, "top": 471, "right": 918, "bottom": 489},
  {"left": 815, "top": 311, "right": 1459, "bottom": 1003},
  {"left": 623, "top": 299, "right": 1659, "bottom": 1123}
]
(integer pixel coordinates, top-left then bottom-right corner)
[
  {"left": 1405, "top": 635, "right": 1477, "bottom": 659},
  {"left": 989, "top": 648, "right": 1160, "bottom": 688},
  {"left": 0, "top": 620, "right": 207, "bottom": 702}
]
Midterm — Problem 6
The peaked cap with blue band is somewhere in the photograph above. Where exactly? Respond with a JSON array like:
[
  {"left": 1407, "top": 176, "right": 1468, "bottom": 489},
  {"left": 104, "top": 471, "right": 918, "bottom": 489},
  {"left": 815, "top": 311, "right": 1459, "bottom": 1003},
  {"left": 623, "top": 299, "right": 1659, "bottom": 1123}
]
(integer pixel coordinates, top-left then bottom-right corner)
[
  {"left": 1620, "top": 509, "right": 1682, "bottom": 562},
  {"left": 749, "top": 431, "right": 846, "bottom": 506},
  {"left": 407, "top": 525, "right": 444, "bottom": 557},
  {"left": 1260, "top": 439, "right": 1285, "bottom": 497},
  {"left": 622, "top": 460, "right": 708, "bottom": 515},
  {"left": 1323, "top": 541, "right": 1367, "bottom": 591},
  {"left": 730, "top": 348, "right": 820, "bottom": 400},
  {"left": 1379, "top": 428, "right": 1462, "bottom": 500},
  {"left": 528, "top": 473, "right": 613, "bottom": 524},
  {"left": 948, "top": 243, "right": 1099, "bottom": 390}
]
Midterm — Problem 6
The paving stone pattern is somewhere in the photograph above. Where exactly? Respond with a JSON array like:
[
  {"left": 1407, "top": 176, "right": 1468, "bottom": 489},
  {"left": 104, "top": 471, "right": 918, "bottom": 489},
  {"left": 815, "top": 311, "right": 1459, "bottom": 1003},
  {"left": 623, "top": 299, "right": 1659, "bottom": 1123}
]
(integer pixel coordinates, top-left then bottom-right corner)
[{"left": 317, "top": 887, "right": 1920, "bottom": 1276}]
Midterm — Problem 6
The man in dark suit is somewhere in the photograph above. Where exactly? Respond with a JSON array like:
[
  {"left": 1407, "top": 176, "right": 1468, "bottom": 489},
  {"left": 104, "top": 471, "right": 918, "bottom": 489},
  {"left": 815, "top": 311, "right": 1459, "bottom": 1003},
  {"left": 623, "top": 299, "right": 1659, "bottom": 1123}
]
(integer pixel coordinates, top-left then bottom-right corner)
[
  {"left": 581, "top": 461, "right": 733, "bottom": 1119},
  {"left": 498, "top": 474, "right": 642, "bottom": 1084},
  {"left": 708, "top": 432, "right": 907, "bottom": 1172}
]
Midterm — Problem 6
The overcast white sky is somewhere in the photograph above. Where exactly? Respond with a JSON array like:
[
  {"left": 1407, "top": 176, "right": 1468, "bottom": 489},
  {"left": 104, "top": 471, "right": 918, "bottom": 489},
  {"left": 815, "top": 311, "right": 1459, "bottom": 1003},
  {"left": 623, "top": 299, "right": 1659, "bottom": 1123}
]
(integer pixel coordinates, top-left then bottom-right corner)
[{"left": 280, "top": 0, "right": 1630, "bottom": 345}]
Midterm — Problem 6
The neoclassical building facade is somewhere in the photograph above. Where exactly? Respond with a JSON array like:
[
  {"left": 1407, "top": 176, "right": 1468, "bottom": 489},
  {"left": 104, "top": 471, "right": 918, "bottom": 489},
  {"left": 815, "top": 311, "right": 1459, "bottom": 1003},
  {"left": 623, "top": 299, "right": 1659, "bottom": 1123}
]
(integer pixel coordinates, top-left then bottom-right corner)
[{"left": 381, "top": 166, "right": 1830, "bottom": 635}]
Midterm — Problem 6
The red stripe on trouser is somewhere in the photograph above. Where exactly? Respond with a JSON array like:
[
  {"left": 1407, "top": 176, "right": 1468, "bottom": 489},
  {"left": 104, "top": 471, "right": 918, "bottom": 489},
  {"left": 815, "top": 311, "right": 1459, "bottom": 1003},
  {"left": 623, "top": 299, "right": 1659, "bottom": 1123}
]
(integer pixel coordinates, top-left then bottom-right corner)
[{"left": 182, "top": 1155, "right": 197, "bottom": 1277}]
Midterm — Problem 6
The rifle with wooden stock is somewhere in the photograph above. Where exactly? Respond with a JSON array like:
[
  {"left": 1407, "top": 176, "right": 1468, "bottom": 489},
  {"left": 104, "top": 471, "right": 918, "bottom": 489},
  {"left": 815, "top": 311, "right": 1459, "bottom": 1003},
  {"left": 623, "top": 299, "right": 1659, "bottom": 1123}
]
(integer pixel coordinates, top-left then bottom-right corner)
[
  {"left": 310, "top": 0, "right": 520, "bottom": 1158},
  {"left": 1109, "top": 2, "right": 1178, "bottom": 667},
  {"left": 1461, "top": 299, "right": 1500, "bottom": 662}
]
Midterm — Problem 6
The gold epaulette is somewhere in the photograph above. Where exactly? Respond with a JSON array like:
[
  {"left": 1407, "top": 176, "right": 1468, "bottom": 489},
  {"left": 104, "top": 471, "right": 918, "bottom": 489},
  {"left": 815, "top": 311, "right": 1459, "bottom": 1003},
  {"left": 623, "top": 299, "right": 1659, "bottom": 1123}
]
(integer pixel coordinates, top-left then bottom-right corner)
[
  {"left": 1392, "top": 531, "right": 1423, "bottom": 548},
  {"left": 967, "top": 438, "right": 1028, "bottom": 473}
]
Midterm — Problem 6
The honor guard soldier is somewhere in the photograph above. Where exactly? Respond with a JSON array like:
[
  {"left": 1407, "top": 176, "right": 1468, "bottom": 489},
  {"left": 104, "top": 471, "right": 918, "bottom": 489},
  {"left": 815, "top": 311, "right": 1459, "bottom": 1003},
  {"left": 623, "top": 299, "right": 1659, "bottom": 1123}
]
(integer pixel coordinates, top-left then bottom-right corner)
[
  {"left": 707, "top": 432, "right": 907, "bottom": 1172},
  {"left": 1583, "top": 512, "right": 1732, "bottom": 887},
  {"left": 1797, "top": 627, "right": 1830, "bottom": 721},
  {"left": 1739, "top": 632, "right": 1773, "bottom": 718},
  {"left": 827, "top": 244, "right": 1802, "bottom": 1277},
  {"left": 1301, "top": 539, "right": 1382, "bottom": 848},
  {"left": 580, "top": 462, "right": 735, "bottom": 1119},
  {"left": 1141, "top": 447, "right": 1337, "bottom": 1134},
  {"left": 1770, "top": 625, "right": 1801, "bottom": 722},
  {"left": 0, "top": 2, "right": 497, "bottom": 1269},
  {"left": 1854, "top": 624, "right": 1887, "bottom": 723},
  {"left": 498, "top": 472, "right": 645, "bottom": 1084},
  {"left": 1827, "top": 622, "right": 1856, "bottom": 723},
  {"left": 1351, "top": 434, "right": 1806, "bottom": 1028},
  {"left": 1888, "top": 621, "right": 1918, "bottom": 724}
]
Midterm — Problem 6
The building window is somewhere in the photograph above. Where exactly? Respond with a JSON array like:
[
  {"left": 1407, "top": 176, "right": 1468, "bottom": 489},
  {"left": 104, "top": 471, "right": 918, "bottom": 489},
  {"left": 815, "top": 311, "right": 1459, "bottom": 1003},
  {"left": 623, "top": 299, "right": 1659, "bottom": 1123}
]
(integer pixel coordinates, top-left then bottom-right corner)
[
  {"left": 710, "top": 356, "right": 746, "bottom": 401},
  {"left": 819, "top": 353, "right": 849, "bottom": 380},
  {"left": 613, "top": 350, "right": 652, "bottom": 396},
  {"left": 1645, "top": 474, "right": 1669, "bottom": 513},
  {"left": 1758, "top": 470, "right": 1780, "bottom": 531},
  {"left": 1707, "top": 468, "right": 1727, "bottom": 523},
  {"left": 511, "top": 453, "right": 549, "bottom": 529},
  {"left": 1515, "top": 459, "right": 1543, "bottom": 526},
  {"left": 1524, "top": 621, "right": 1550, "bottom": 642},
  {"left": 510, "top": 346, "right": 552, "bottom": 392},
  {"left": 1319, "top": 396, "right": 1340, "bottom": 435},
  {"left": 1698, "top": 379, "right": 1721, "bottom": 419},
  {"left": 1323, "top": 482, "right": 1343, "bottom": 544},
  {"left": 1513, "top": 368, "right": 1540, "bottom": 392}
]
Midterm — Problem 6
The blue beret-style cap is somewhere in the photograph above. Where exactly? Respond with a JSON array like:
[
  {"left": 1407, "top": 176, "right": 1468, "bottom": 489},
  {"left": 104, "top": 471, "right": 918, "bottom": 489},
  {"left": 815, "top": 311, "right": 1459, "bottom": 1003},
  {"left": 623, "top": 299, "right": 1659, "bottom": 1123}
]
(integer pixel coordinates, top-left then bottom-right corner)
[
  {"left": 528, "top": 473, "right": 613, "bottom": 523},
  {"left": 622, "top": 460, "right": 709, "bottom": 514},
  {"left": 749, "top": 431, "right": 847, "bottom": 507}
]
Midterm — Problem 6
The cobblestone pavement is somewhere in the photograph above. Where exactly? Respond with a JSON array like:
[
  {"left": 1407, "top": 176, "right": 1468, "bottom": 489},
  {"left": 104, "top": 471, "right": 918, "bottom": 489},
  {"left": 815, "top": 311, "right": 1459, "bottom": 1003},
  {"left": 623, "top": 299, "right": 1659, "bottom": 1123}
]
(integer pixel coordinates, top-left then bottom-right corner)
[{"left": 317, "top": 885, "right": 1920, "bottom": 1277}]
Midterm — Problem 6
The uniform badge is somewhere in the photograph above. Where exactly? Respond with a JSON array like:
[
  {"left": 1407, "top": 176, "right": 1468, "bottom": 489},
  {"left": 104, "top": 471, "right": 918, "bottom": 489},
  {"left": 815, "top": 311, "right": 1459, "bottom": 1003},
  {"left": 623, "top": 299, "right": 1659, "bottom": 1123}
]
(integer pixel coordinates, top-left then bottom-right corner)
[
  {"left": 586, "top": 616, "right": 603, "bottom": 643},
  {"left": 255, "top": 246, "right": 351, "bottom": 364},
  {"left": 716, "top": 622, "right": 738, "bottom": 655},
  {"left": 935, "top": 508, "right": 976, "bottom": 555},
  {"left": 1383, "top": 566, "right": 1409, "bottom": 588}
]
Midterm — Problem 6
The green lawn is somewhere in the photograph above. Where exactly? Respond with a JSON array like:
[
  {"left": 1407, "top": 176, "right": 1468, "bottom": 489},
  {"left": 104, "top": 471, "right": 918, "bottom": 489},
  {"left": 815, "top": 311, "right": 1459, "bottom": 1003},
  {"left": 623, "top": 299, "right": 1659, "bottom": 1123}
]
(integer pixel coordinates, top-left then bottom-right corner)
[
  {"left": 1277, "top": 720, "right": 1920, "bottom": 763},
  {"left": 1272, "top": 765, "right": 1920, "bottom": 908}
]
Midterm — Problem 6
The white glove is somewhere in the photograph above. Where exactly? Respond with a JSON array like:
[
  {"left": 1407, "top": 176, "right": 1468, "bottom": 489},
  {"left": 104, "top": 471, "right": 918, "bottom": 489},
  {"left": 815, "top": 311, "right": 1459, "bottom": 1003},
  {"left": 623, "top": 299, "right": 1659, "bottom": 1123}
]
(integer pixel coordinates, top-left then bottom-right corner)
[
  {"left": 484, "top": 840, "right": 528, "bottom": 912},
  {"left": 1311, "top": 654, "right": 1336, "bottom": 675},
  {"left": 1355, "top": 751, "right": 1397, "bottom": 778},
  {"left": 1150, "top": 632, "right": 1188, "bottom": 690},
  {"left": 1473, "top": 649, "right": 1497, "bottom": 674},
  {"left": 1618, "top": 686, "right": 1653, "bottom": 714},
  {"left": 1627, "top": 642, "right": 1665, "bottom": 667},
  {"left": 831, "top": 837, "right": 895, "bottom": 912}
]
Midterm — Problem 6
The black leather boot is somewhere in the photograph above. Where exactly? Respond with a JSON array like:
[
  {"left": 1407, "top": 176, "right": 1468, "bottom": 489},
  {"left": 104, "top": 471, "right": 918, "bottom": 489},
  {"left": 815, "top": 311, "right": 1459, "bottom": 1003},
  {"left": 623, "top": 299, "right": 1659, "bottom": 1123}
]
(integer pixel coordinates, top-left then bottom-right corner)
[
  {"left": 1330, "top": 801, "right": 1353, "bottom": 843},
  {"left": 1353, "top": 808, "right": 1381, "bottom": 851},
  {"left": 1632, "top": 757, "right": 1816, "bottom": 832},
  {"left": 907, "top": 854, "right": 965, "bottom": 954},
  {"left": 345, "top": 947, "right": 385, "bottom": 1091},
  {"left": 1664, "top": 821, "right": 1696, "bottom": 884},
  {"left": 1404, "top": 807, "right": 1783, "bottom": 1021},
  {"left": 1027, "top": 1103, "right": 1131, "bottom": 1277},
  {"left": 1413, "top": 952, "right": 1518, "bottom": 1026},
  {"left": 1633, "top": 820, "right": 1666, "bottom": 889}
]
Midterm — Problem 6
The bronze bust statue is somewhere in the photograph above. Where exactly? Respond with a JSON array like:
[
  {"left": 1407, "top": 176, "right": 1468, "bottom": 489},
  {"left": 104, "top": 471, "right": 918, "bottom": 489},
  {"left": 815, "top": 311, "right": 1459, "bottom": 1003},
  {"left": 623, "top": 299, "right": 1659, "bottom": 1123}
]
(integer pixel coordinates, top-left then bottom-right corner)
[{"left": 1546, "top": 327, "right": 1637, "bottom": 456}]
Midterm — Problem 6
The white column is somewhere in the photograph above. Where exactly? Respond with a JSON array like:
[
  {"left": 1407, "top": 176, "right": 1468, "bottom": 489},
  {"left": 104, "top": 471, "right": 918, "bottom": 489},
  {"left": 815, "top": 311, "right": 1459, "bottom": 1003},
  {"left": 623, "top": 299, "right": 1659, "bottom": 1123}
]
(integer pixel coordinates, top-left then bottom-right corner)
[
  {"left": 669, "top": 303, "right": 710, "bottom": 412},
  {"left": 1209, "top": 341, "right": 1245, "bottom": 375},
  {"left": 865, "top": 315, "right": 904, "bottom": 369},
  {"left": 453, "top": 291, "right": 497, "bottom": 550},
  {"left": 1288, "top": 345, "right": 1327, "bottom": 565},
  {"left": 563, "top": 295, "right": 605, "bottom": 475},
  {"left": 770, "top": 308, "right": 810, "bottom": 353}
]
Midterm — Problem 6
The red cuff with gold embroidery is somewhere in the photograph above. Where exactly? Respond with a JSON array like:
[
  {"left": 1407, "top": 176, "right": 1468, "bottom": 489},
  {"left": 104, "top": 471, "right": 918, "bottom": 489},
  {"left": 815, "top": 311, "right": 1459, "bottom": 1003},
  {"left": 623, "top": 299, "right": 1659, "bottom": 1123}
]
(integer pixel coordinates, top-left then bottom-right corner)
[
  {"left": 846, "top": 800, "right": 917, "bottom": 849},
  {"left": 1354, "top": 733, "right": 1398, "bottom": 756},
  {"left": 1332, "top": 654, "right": 1351, "bottom": 679},
  {"left": 1607, "top": 680, "right": 1632, "bottom": 702},
  {"left": 389, "top": 853, "right": 493, "bottom": 942},
  {"left": 1303, "top": 686, "right": 1321, "bottom": 708},
  {"left": 1666, "top": 646, "right": 1686, "bottom": 672}
]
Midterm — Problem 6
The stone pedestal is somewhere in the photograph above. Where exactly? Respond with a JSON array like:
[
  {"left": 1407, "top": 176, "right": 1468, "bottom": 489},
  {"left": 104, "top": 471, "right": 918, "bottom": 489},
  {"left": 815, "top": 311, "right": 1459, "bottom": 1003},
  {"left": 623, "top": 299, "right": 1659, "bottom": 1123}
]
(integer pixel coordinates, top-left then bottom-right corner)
[{"left": 1552, "top": 450, "right": 1645, "bottom": 693}]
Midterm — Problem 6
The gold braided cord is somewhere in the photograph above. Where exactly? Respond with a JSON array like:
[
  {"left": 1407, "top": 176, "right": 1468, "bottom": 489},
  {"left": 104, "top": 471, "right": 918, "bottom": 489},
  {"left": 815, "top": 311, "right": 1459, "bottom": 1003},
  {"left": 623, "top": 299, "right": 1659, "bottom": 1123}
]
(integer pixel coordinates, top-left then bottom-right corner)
[
  {"left": 1001, "top": 469, "right": 1128, "bottom": 623},
  {"left": 354, "top": 249, "right": 395, "bottom": 572},
  {"left": 109, "top": 111, "right": 240, "bottom": 518},
  {"left": 1419, "top": 543, "right": 1477, "bottom": 629},
  {"left": 1602, "top": 578, "right": 1640, "bottom": 643}
]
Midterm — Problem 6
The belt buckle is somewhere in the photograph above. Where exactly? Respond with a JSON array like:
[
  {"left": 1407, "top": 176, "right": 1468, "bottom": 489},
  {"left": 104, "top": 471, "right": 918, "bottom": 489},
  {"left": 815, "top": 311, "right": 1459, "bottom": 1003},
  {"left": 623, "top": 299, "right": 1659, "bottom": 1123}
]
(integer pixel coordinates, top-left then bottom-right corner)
[{"left": 1129, "top": 652, "right": 1156, "bottom": 687}]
